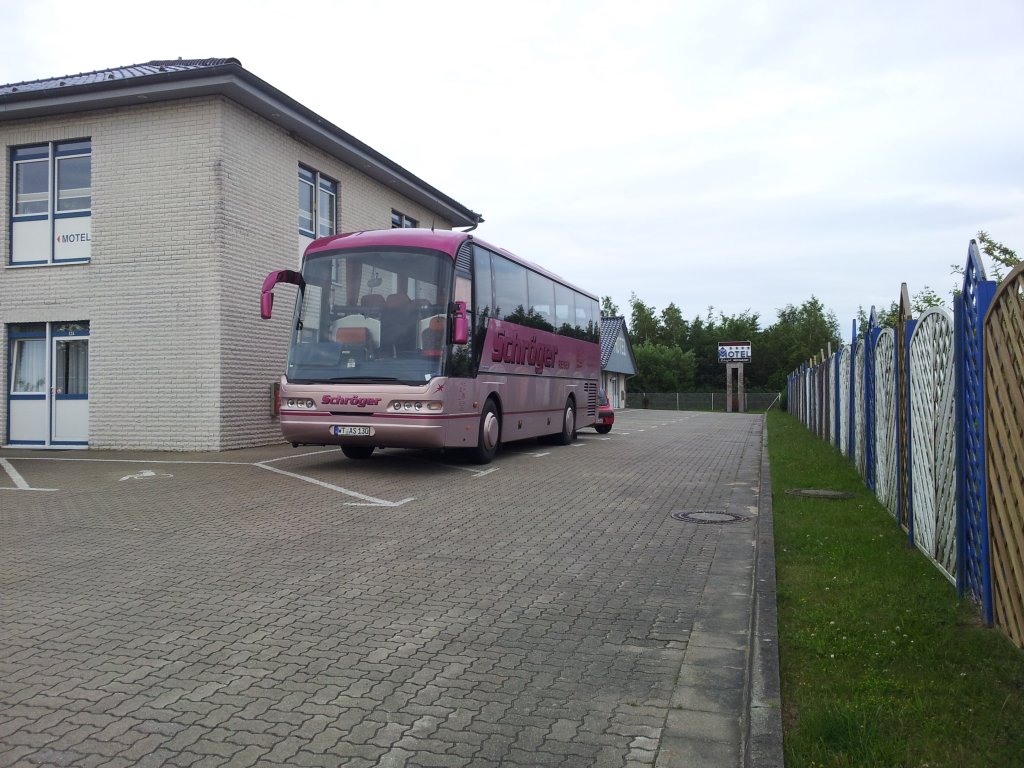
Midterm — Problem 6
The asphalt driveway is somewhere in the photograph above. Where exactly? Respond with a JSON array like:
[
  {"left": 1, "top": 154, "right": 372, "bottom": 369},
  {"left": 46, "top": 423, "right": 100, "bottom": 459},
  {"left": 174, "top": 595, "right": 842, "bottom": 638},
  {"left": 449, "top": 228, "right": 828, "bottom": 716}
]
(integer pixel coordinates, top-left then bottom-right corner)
[{"left": 0, "top": 409, "right": 781, "bottom": 768}]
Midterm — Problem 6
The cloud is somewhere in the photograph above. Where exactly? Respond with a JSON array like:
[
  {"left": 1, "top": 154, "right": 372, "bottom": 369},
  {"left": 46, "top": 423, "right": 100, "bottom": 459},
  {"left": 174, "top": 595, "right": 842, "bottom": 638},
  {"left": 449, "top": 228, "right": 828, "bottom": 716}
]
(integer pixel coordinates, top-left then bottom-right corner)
[{"left": 3, "top": 0, "right": 1022, "bottom": 331}]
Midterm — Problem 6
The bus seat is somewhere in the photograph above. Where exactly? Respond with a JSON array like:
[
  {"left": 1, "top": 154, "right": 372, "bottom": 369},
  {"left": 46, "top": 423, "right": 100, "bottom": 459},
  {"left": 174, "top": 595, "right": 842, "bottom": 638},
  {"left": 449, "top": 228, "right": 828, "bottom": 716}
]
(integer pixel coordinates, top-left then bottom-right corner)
[
  {"left": 335, "top": 327, "right": 369, "bottom": 346},
  {"left": 382, "top": 293, "right": 416, "bottom": 352},
  {"left": 360, "top": 294, "right": 385, "bottom": 312},
  {"left": 385, "top": 292, "right": 411, "bottom": 308},
  {"left": 332, "top": 313, "right": 381, "bottom": 349},
  {"left": 419, "top": 315, "right": 446, "bottom": 357}
]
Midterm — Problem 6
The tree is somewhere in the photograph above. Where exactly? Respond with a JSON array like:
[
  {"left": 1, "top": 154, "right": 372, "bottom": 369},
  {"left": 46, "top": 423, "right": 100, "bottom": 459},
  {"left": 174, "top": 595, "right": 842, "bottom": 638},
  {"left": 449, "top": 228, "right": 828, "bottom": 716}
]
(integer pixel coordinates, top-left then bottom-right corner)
[
  {"left": 760, "top": 297, "right": 841, "bottom": 390},
  {"left": 629, "top": 343, "right": 696, "bottom": 392},
  {"left": 856, "top": 286, "right": 947, "bottom": 332},
  {"left": 976, "top": 230, "right": 1020, "bottom": 278},
  {"left": 601, "top": 296, "right": 620, "bottom": 317},
  {"left": 628, "top": 293, "right": 661, "bottom": 345},
  {"left": 951, "top": 230, "right": 1021, "bottom": 284},
  {"left": 658, "top": 303, "right": 688, "bottom": 349}
]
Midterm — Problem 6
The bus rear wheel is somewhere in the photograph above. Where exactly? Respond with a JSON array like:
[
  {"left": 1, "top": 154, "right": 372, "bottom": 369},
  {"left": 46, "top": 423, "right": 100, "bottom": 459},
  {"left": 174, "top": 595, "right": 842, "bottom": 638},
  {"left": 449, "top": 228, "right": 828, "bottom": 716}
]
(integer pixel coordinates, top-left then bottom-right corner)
[
  {"left": 556, "top": 398, "right": 576, "bottom": 445},
  {"left": 471, "top": 399, "right": 500, "bottom": 464},
  {"left": 341, "top": 445, "right": 374, "bottom": 460}
]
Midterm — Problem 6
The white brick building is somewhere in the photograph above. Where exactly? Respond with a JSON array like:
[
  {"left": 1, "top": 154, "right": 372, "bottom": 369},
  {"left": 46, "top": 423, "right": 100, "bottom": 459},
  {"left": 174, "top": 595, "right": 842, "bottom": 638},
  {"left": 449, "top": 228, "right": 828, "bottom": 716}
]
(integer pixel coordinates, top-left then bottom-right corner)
[{"left": 1, "top": 58, "right": 481, "bottom": 450}]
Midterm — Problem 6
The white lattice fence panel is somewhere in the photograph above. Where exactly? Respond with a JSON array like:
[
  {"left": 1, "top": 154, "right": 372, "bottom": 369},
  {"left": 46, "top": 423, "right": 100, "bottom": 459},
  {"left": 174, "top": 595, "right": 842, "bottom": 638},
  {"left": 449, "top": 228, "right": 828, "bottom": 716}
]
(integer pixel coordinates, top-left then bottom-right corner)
[
  {"left": 855, "top": 339, "right": 866, "bottom": 477},
  {"left": 839, "top": 347, "right": 851, "bottom": 456},
  {"left": 909, "top": 308, "right": 956, "bottom": 583},
  {"left": 828, "top": 353, "right": 838, "bottom": 445},
  {"left": 875, "top": 330, "right": 898, "bottom": 518}
]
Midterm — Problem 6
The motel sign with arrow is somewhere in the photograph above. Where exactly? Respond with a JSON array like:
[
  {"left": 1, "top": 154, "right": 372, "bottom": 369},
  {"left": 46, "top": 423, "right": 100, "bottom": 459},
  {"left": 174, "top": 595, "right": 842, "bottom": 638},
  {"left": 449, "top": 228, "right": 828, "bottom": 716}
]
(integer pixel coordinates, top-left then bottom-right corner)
[{"left": 718, "top": 341, "right": 752, "bottom": 363}]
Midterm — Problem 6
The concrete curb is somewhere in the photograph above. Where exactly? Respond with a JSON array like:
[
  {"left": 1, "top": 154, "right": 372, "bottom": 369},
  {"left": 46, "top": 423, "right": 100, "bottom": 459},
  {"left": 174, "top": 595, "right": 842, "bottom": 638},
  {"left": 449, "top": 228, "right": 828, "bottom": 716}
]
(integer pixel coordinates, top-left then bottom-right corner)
[{"left": 745, "top": 415, "right": 785, "bottom": 766}]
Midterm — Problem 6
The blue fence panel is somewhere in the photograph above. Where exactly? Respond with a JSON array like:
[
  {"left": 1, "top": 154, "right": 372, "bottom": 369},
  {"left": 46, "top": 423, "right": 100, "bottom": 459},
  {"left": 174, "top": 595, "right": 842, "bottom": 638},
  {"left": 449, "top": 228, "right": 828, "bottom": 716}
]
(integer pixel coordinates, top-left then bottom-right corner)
[{"left": 957, "top": 241, "right": 997, "bottom": 624}]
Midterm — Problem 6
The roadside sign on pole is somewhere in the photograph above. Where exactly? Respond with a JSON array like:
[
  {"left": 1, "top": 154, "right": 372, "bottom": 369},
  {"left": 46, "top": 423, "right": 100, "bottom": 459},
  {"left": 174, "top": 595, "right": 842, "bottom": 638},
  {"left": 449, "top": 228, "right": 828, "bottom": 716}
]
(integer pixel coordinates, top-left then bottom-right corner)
[{"left": 718, "top": 341, "right": 752, "bottom": 363}]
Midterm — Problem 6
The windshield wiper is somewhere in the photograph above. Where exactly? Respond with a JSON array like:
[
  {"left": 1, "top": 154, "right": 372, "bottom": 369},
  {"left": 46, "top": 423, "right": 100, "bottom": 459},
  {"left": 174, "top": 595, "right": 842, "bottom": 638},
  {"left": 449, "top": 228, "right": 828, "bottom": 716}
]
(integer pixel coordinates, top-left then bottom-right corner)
[{"left": 327, "top": 377, "right": 401, "bottom": 383}]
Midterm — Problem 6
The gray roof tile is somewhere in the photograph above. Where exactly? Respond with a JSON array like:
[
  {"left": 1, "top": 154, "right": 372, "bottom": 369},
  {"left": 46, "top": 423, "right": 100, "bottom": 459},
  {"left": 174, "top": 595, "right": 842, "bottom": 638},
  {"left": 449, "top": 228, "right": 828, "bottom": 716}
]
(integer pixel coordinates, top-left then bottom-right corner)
[
  {"left": 600, "top": 316, "right": 623, "bottom": 367},
  {"left": 1, "top": 58, "right": 240, "bottom": 95}
]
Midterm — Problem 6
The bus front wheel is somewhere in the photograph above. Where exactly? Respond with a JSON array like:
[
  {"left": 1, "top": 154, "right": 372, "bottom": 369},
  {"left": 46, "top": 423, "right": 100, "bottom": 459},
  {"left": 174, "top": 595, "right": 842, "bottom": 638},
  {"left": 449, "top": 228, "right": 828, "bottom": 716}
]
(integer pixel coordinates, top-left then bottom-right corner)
[
  {"left": 341, "top": 445, "right": 374, "bottom": 460},
  {"left": 472, "top": 400, "right": 501, "bottom": 464},
  {"left": 556, "top": 399, "right": 576, "bottom": 445}
]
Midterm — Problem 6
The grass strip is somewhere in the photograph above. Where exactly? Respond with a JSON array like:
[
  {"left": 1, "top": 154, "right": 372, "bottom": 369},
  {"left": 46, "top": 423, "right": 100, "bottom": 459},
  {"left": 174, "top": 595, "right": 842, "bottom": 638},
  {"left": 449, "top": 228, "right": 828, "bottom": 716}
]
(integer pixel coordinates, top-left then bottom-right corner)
[{"left": 766, "top": 410, "right": 1024, "bottom": 768}]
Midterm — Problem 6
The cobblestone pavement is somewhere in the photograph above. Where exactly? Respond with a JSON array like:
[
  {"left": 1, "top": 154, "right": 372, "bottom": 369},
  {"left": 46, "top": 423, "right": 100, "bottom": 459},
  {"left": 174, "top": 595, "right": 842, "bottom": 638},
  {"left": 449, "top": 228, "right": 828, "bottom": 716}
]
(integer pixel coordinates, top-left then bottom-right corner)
[{"left": 0, "top": 409, "right": 780, "bottom": 768}]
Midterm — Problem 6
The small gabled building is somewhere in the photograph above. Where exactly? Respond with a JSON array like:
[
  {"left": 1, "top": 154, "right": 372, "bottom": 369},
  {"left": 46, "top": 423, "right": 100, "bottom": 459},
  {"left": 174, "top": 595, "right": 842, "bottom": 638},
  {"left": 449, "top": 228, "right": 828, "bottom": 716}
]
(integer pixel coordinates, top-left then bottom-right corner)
[
  {"left": 599, "top": 316, "right": 637, "bottom": 409},
  {"left": 1, "top": 58, "right": 481, "bottom": 450}
]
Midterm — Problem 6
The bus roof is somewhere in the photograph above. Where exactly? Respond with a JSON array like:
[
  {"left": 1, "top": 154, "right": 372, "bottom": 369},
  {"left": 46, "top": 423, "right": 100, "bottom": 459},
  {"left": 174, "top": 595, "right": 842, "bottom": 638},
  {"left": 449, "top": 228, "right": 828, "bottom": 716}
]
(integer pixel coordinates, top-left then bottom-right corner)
[{"left": 304, "top": 228, "right": 598, "bottom": 301}]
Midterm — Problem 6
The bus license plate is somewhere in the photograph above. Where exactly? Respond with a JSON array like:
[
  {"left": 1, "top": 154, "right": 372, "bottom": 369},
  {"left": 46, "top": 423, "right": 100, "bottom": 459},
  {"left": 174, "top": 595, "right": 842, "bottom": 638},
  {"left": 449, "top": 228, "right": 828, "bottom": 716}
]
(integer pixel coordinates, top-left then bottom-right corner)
[{"left": 331, "top": 425, "right": 372, "bottom": 437}]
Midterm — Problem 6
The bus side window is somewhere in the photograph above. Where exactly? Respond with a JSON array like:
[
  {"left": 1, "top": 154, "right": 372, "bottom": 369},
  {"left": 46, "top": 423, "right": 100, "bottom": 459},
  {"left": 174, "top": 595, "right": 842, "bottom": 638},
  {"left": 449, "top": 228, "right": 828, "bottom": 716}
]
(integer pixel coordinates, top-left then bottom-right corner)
[
  {"left": 454, "top": 276, "right": 472, "bottom": 322},
  {"left": 472, "top": 246, "right": 493, "bottom": 319},
  {"left": 555, "top": 283, "right": 575, "bottom": 336},
  {"left": 527, "top": 271, "right": 555, "bottom": 331},
  {"left": 448, "top": 275, "right": 475, "bottom": 376},
  {"left": 492, "top": 255, "right": 528, "bottom": 321},
  {"left": 574, "top": 293, "right": 590, "bottom": 337}
]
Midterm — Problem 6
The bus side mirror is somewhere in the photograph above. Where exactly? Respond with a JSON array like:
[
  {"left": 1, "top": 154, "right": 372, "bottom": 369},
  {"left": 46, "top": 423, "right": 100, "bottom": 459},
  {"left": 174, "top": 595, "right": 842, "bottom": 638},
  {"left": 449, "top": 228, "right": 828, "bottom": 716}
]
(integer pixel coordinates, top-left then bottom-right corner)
[
  {"left": 452, "top": 300, "right": 469, "bottom": 345},
  {"left": 261, "top": 269, "right": 305, "bottom": 319}
]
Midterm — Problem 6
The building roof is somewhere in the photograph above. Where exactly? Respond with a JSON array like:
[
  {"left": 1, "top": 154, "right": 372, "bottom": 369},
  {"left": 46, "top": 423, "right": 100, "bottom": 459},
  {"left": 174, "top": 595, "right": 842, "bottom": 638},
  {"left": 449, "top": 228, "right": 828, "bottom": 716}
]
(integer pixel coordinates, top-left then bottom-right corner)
[
  {"left": 599, "top": 316, "right": 638, "bottom": 375},
  {"left": 0, "top": 59, "right": 240, "bottom": 94},
  {"left": 0, "top": 59, "right": 482, "bottom": 229}
]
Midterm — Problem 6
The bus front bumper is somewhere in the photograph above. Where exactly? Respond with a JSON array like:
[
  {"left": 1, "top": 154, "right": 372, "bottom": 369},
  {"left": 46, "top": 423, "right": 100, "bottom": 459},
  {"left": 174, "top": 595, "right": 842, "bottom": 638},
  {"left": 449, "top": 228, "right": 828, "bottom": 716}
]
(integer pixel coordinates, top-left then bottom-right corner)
[{"left": 279, "top": 412, "right": 470, "bottom": 450}]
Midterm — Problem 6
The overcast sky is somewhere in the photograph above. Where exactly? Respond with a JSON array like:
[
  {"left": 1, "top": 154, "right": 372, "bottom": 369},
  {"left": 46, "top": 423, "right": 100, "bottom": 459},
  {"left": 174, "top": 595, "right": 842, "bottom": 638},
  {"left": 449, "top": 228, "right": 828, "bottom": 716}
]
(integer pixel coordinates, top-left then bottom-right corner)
[{"left": 4, "top": 0, "right": 1022, "bottom": 332}]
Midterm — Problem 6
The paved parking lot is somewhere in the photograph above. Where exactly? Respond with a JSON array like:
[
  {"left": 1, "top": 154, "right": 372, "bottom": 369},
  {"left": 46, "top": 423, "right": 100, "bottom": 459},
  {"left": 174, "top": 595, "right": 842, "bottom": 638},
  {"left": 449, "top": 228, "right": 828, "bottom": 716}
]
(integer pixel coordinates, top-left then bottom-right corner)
[{"left": 0, "top": 409, "right": 780, "bottom": 768}]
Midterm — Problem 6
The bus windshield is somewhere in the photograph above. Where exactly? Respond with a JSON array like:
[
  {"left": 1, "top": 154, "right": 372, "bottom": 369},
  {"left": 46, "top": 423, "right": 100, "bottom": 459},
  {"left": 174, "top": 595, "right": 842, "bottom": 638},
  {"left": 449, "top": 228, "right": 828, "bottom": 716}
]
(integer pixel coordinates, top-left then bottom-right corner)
[{"left": 286, "top": 247, "right": 454, "bottom": 384}]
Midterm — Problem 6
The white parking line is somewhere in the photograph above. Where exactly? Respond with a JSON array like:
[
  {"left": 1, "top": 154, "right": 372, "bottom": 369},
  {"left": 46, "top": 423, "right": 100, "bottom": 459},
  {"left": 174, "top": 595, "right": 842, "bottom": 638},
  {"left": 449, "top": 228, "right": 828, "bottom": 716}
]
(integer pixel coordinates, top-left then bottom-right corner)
[
  {"left": 2, "top": 454, "right": 413, "bottom": 507},
  {"left": 426, "top": 460, "right": 500, "bottom": 477},
  {"left": 259, "top": 449, "right": 336, "bottom": 464},
  {"left": 256, "top": 462, "right": 414, "bottom": 507},
  {"left": 0, "top": 458, "right": 57, "bottom": 492}
]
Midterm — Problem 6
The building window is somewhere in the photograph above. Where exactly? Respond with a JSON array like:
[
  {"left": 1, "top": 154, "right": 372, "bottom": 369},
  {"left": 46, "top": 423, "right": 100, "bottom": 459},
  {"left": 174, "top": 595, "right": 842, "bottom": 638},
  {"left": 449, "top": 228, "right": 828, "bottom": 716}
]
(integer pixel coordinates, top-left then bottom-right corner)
[
  {"left": 10, "top": 336, "right": 46, "bottom": 393},
  {"left": 318, "top": 178, "right": 337, "bottom": 237},
  {"left": 56, "top": 141, "right": 92, "bottom": 212},
  {"left": 391, "top": 209, "right": 418, "bottom": 229},
  {"left": 298, "top": 166, "right": 337, "bottom": 238},
  {"left": 13, "top": 146, "right": 49, "bottom": 216},
  {"left": 9, "top": 139, "right": 92, "bottom": 265}
]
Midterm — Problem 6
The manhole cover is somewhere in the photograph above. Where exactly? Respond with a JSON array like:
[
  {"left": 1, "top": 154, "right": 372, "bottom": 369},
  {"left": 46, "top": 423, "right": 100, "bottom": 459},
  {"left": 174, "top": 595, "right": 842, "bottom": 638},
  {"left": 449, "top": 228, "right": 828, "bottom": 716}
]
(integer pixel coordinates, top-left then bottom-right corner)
[
  {"left": 671, "top": 510, "right": 744, "bottom": 524},
  {"left": 784, "top": 488, "right": 855, "bottom": 499}
]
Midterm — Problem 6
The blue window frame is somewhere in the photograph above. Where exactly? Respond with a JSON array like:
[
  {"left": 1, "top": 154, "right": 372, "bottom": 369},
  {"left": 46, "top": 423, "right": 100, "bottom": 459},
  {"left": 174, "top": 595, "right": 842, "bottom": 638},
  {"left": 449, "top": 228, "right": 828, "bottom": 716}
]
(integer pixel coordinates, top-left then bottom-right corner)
[
  {"left": 299, "top": 166, "right": 337, "bottom": 238},
  {"left": 8, "top": 324, "right": 47, "bottom": 395},
  {"left": 391, "top": 209, "right": 418, "bottom": 228},
  {"left": 318, "top": 177, "right": 337, "bottom": 237},
  {"left": 9, "top": 139, "right": 92, "bottom": 265}
]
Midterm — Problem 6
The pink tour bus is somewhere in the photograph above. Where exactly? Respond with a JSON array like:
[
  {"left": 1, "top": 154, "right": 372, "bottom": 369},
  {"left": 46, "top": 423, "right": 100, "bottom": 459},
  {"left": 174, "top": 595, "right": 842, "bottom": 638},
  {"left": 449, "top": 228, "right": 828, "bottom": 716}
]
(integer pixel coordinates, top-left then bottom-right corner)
[{"left": 261, "top": 228, "right": 602, "bottom": 463}]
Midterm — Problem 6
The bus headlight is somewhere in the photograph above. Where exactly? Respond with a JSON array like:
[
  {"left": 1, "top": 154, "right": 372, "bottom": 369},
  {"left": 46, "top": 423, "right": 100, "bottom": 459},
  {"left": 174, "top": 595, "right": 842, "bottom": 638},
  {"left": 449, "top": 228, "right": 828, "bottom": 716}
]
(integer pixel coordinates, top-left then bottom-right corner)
[
  {"left": 388, "top": 400, "right": 442, "bottom": 412},
  {"left": 286, "top": 398, "right": 316, "bottom": 409}
]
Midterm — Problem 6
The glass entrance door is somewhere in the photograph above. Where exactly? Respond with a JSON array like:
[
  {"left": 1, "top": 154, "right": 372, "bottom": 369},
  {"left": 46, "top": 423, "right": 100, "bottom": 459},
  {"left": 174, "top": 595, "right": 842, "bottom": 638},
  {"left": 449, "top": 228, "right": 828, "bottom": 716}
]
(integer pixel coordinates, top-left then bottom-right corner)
[
  {"left": 51, "top": 328, "right": 89, "bottom": 444},
  {"left": 5, "top": 321, "right": 89, "bottom": 447}
]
